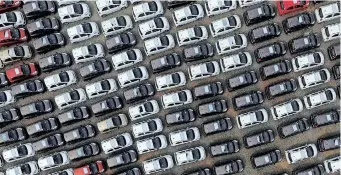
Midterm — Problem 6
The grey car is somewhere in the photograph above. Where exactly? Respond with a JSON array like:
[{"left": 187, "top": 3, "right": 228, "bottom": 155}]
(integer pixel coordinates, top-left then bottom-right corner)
[
  {"left": 166, "top": 109, "right": 196, "bottom": 125},
  {"left": 26, "top": 17, "right": 60, "bottom": 38},
  {"left": 278, "top": 118, "right": 310, "bottom": 138},
  {"left": 232, "top": 91, "right": 264, "bottom": 110},
  {"left": 11, "top": 80, "right": 44, "bottom": 98},
  {"left": 227, "top": 71, "right": 258, "bottom": 91},
  {"left": 183, "top": 168, "right": 212, "bottom": 175},
  {"left": 106, "top": 32, "right": 136, "bottom": 54},
  {"left": 32, "top": 33, "right": 65, "bottom": 54},
  {"left": 0, "top": 127, "right": 26, "bottom": 145},
  {"left": 107, "top": 150, "right": 137, "bottom": 168},
  {"left": 117, "top": 168, "right": 142, "bottom": 175},
  {"left": 67, "top": 142, "right": 100, "bottom": 161},
  {"left": 210, "top": 140, "right": 240, "bottom": 157},
  {"left": 23, "top": 1, "right": 56, "bottom": 19},
  {"left": 124, "top": 83, "right": 155, "bottom": 103},
  {"left": 63, "top": 125, "right": 95, "bottom": 143},
  {"left": 91, "top": 96, "right": 123, "bottom": 116},
  {"left": 198, "top": 100, "right": 228, "bottom": 116},
  {"left": 251, "top": 150, "right": 282, "bottom": 168},
  {"left": 57, "top": 106, "right": 90, "bottom": 125},
  {"left": 184, "top": 43, "right": 214, "bottom": 62},
  {"left": 0, "top": 108, "right": 20, "bottom": 125},
  {"left": 39, "top": 53, "right": 71, "bottom": 72},
  {"left": 203, "top": 117, "right": 233, "bottom": 135},
  {"left": 20, "top": 100, "right": 53, "bottom": 118},
  {"left": 193, "top": 82, "right": 224, "bottom": 99},
  {"left": 32, "top": 134, "right": 64, "bottom": 152},
  {"left": 26, "top": 118, "right": 59, "bottom": 137},
  {"left": 214, "top": 159, "right": 244, "bottom": 175},
  {"left": 79, "top": 59, "right": 111, "bottom": 80},
  {"left": 244, "top": 129, "right": 275, "bottom": 148},
  {"left": 0, "top": 73, "right": 8, "bottom": 88}
]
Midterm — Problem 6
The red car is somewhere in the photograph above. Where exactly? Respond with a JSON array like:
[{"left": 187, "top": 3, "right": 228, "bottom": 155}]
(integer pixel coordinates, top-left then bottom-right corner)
[
  {"left": 74, "top": 161, "right": 105, "bottom": 175},
  {"left": 6, "top": 63, "right": 38, "bottom": 83},
  {"left": 0, "top": 0, "right": 22, "bottom": 13},
  {"left": 277, "top": 0, "right": 310, "bottom": 15},
  {"left": 0, "top": 28, "right": 28, "bottom": 47}
]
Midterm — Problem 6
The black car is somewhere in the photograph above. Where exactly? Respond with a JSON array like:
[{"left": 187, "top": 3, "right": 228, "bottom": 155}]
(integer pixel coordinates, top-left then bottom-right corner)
[
  {"left": 278, "top": 118, "right": 310, "bottom": 138},
  {"left": 183, "top": 43, "right": 214, "bottom": 62},
  {"left": 106, "top": 32, "right": 136, "bottom": 54},
  {"left": 232, "top": 91, "right": 264, "bottom": 110},
  {"left": 57, "top": 106, "right": 90, "bottom": 125},
  {"left": 328, "top": 43, "right": 340, "bottom": 60},
  {"left": 214, "top": 159, "right": 244, "bottom": 175},
  {"left": 39, "top": 53, "right": 71, "bottom": 72},
  {"left": 293, "top": 164, "right": 325, "bottom": 175},
  {"left": 151, "top": 53, "right": 181, "bottom": 73},
  {"left": 243, "top": 4, "right": 275, "bottom": 26},
  {"left": 203, "top": 117, "right": 233, "bottom": 135},
  {"left": 210, "top": 140, "right": 239, "bottom": 157},
  {"left": 244, "top": 129, "right": 274, "bottom": 148},
  {"left": 288, "top": 33, "right": 320, "bottom": 54},
  {"left": 255, "top": 42, "right": 287, "bottom": 63},
  {"left": 11, "top": 80, "right": 45, "bottom": 98},
  {"left": 79, "top": 59, "right": 111, "bottom": 80},
  {"left": 0, "top": 108, "right": 20, "bottom": 125},
  {"left": 166, "top": 109, "right": 196, "bottom": 125},
  {"left": 282, "top": 12, "right": 316, "bottom": 33},
  {"left": 193, "top": 82, "right": 224, "bottom": 99},
  {"left": 311, "top": 110, "right": 339, "bottom": 128},
  {"left": 26, "top": 17, "right": 60, "bottom": 38},
  {"left": 332, "top": 64, "right": 340, "bottom": 79},
  {"left": 0, "top": 73, "right": 9, "bottom": 88},
  {"left": 248, "top": 23, "right": 281, "bottom": 44},
  {"left": 91, "top": 96, "right": 123, "bottom": 116},
  {"left": 33, "top": 33, "right": 65, "bottom": 54},
  {"left": 23, "top": 1, "right": 56, "bottom": 19},
  {"left": 198, "top": 100, "right": 228, "bottom": 116},
  {"left": 251, "top": 150, "right": 282, "bottom": 168},
  {"left": 167, "top": 0, "right": 192, "bottom": 8},
  {"left": 317, "top": 135, "right": 340, "bottom": 152},
  {"left": 123, "top": 83, "right": 155, "bottom": 103},
  {"left": 227, "top": 71, "right": 258, "bottom": 91},
  {"left": 260, "top": 60, "right": 292, "bottom": 80},
  {"left": 265, "top": 79, "right": 297, "bottom": 99}
]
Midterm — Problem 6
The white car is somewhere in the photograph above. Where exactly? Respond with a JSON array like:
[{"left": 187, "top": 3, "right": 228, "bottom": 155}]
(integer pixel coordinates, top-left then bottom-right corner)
[
  {"left": 101, "top": 133, "right": 133, "bottom": 154},
  {"left": 144, "top": 34, "right": 175, "bottom": 56},
  {"left": 209, "top": 15, "right": 241, "bottom": 37},
  {"left": 324, "top": 156, "right": 341, "bottom": 173},
  {"left": 72, "top": 43, "right": 105, "bottom": 64},
  {"left": 177, "top": 26, "right": 208, "bottom": 46},
  {"left": 236, "top": 108, "right": 268, "bottom": 129},
  {"left": 2, "top": 143, "right": 34, "bottom": 162},
  {"left": 67, "top": 22, "right": 100, "bottom": 43},
  {"left": 297, "top": 69, "right": 331, "bottom": 89},
  {"left": 292, "top": 52, "right": 324, "bottom": 72},
  {"left": 96, "top": 0, "right": 128, "bottom": 16},
  {"left": 155, "top": 71, "right": 186, "bottom": 91},
  {"left": 128, "top": 100, "right": 160, "bottom": 121},
  {"left": 112, "top": 49, "right": 143, "bottom": 70},
  {"left": 54, "top": 88, "right": 87, "bottom": 110},
  {"left": 315, "top": 2, "right": 340, "bottom": 23},
  {"left": 6, "top": 161, "right": 39, "bottom": 175},
  {"left": 238, "top": 0, "right": 264, "bottom": 7},
  {"left": 205, "top": 0, "right": 237, "bottom": 16},
  {"left": 44, "top": 70, "right": 77, "bottom": 91},
  {"left": 271, "top": 98, "right": 303, "bottom": 120},
  {"left": 101, "top": 15, "right": 133, "bottom": 37},
  {"left": 0, "top": 90, "right": 15, "bottom": 108},
  {"left": 303, "top": 88, "right": 336, "bottom": 109},
  {"left": 285, "top": 144, "right": 318, "bottom": 164},
  {"left": 161, "top": 90, "right": 193, "bottom": 109},
  {"left": 174, "top": 146, "right": 206, "bottom": 166},
  {"left": 132, "top": 118, "right": 163, "bottom": 138},
  {"left": 220, "top": 52, "right": 252, "bottom": 72},
  {"left": 0, "top": 11, "right": 26, "bottom": 31},
  {"left": 0, "top": 45, "right": 32, "bottom": 68},
  {"left": 143, "top": 155, "right": 174, "bottom": 174},
  {"left": 58, "top": 3, "right": 91, "bottom": 23},
  {"left": 117, "top": 66, "right": 149, "bottom": 88},
  {"left": 38, "top": 151, "right": 70, "bottom": 171},
  {"left": 169, "top": 127, "right": 200, "bottom": 146},
  {"left": 188, "top": 61, "right": 220, "bottom": 81},
  {"left": 132, "top": 0, "right": 164, "bottom": 22},
  {"left": 136, "top": 135, "right": 168, "bottom": 154},
  {"left": 216, "top": 34, "right": 247, "bottom": 55},
  {"left": 85, "top": 79, "right": 118, "bottom": 99},
  {"left": 321, "top": 23, "right": 341, "bottom": 41},
  {"left": 138, "top": 17, "right": 170, "bottom": 40},
  {"left": 172, "top": 4, "right": 204, "bottom": 26}
]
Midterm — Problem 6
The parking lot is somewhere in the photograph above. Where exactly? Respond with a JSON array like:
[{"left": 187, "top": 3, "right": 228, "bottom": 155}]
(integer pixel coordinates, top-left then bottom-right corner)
[{"left": 0, "top": 0, "right": 339, "bottom": 175}]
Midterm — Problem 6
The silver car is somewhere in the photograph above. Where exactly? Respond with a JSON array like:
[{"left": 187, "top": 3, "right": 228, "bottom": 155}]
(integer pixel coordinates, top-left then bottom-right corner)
[
  {"left": 38, "top": 151, "right": 70, "bottom": 171},
  {"left": 85, "top": 78, "right": 118, "bottom": 99},
  {"left": 177, "top": 26, "right": 208, "bottom": 46},
  {"left": 136, "top": 135, "right": 168, "bottom": 154},
  {"left": 132, "top": 0, "right": 164, "bottom": 22},
  {"left": 172, "top": 4, "right": 204, "bottom": 26},
  {"left": 143, "top": 155, "right": 174, "bottom": 174},
  {"left": 118, "top": 66, "right": 149, "bottom": 88},
  {"left": 6, "top": 161, "right": 39, "bottom": 175},
  {"left": 161, "top": 90, "right": 193, "bottom": 109},
  {"left": 205, "top": 0, "right": 237, "bottom": 16},
  {"left": 55, "top": 88, "right": 87, "bottom": 110},
  {"left": 101, "top": 15, "right": 133, "bottom": 37},
  {"left": 132, "top": 118, "right": 163, "bottom": 138},
  {"left": 188, "top": 61, "right": 220, "bottom": 81},
  {"left": 96, "top": 0, "right": 128, "bottom": 16},
  {"left": 155, "top": 71, "right": 186, "bottom": 91},
  {"left": 0, "top": 11, "right": 26, "bottom": 31},
  {"left": 129, "top": 100, "right": 160, "bottom": 121},
  {"left": 174, "top": 146, "right": 206, "bottom": 165},
  {"left": 67, "top": 22, "right": 100, "bottom": 43},
  {"left": 209, "top": 15, "right": 241, "bottom": 37},
  {"left": 58, "top": 3, "right": 91, "bottom": 23},
  {"left": 169, "top": 127, "right": 200, "bottom": 146},
  {"left": 72, "top": 43, "right": 105, "bottom": 64},
  {"left": 144, "top": 34, "right": 175, "bottom": 56},
  {"left": 112, "top": 49, "right": 143, "bottom": 70},
  {"left": 44, "top": 70, "right": 77, "bottom": 91},
  {"left": 216, "top": 34, "right": 248, "bottom": 55},
  {"left": 139, "top": 17, "right": 170, "bottom": 40},
  {"left": 97, "top": 114, "right": 128, "bottom": 133},
  {"left": 101, "top": 133, "right": 133, "bottom": 154}
]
